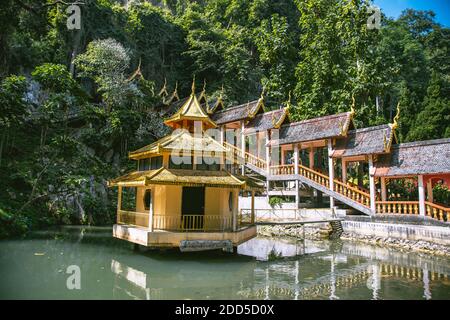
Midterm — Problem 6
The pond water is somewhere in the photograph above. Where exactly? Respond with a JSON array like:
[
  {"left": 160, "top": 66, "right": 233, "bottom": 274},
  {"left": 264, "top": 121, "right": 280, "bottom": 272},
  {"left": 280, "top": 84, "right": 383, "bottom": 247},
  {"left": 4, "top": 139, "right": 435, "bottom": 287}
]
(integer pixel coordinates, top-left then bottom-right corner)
[{"left": 0, "top": 226, "right": 449, "bottom": 300}]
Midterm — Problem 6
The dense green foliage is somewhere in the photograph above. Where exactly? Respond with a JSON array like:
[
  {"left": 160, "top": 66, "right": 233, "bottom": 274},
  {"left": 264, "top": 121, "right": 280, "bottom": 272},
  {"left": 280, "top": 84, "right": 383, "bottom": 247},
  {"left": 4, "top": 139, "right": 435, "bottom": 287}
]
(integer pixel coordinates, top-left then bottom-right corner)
[{"left": 0, "top": 0, "right": 448, "bottom": 236}]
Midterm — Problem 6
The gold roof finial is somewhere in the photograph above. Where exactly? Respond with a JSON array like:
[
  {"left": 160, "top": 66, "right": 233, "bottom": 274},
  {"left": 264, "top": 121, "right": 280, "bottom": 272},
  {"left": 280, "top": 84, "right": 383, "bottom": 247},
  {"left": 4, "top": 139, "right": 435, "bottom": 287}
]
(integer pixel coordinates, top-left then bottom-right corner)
[
  {"left": 260, "top": 86, "right": 266, "bottom": 100},
  {"left": 350, "top": 94, "right": 356, "bottom": 116},
  {"left": 286, "top": 91, "right": 292, "bottom": 109},
  {"left": 393, "top": 102, "right": 400, "bottom": 128},
  {"left": 202, "top": 79, "right": 207, "bottom": 93},
  {"left": 172, "top": 81, "right": 179, "bottom": 101},
  {"left": 191, "top": 75, "right": 196, "bottom": 95},
  {"left": 158, "top": 77, "right": 168, "bottom": 96}
]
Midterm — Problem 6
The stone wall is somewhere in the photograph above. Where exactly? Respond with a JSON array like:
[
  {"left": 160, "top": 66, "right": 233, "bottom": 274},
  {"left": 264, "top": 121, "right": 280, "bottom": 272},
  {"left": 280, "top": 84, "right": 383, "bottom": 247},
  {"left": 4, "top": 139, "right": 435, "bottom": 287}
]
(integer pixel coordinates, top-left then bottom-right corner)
[{"left": 342, "top": 220, "right": 450, "bottom": 245}]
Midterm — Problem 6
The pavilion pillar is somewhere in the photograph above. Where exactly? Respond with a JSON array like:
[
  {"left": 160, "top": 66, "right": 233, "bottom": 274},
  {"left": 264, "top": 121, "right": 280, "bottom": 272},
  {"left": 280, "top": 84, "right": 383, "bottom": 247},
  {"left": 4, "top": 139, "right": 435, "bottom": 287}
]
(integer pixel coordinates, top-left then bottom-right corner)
[
  {"left": 220, "top": 125, "right": 225, "bottom": 169},
  {"left": 265, "top": 130, "right": 270, "bottom": 175},
  {"left": 381, "top": 177, "right": 387, "bottom": 202},
  {"left": 327, "top": 139, "right": 335, "bottom": 208},
  {"left": 418, "top": 175, "right": 426, "bottom": 216},
  {"left": 233, "top": 191, "right": 238, "bottom": 231},
  {"left": 427, "top": 179, "right": 433, "bottom": 202},
  {"left": 368, "top": 155, "right": 376, "bottom": 214},
  {"left": 148, "top": 188, "right": 154, "bottom": 232},
  {"left": 342, "top": 159, "right": 347, "bottom": 183},
  {"left": 240, "top": 120, "right": 245, "bottom": 175},
  {"left": 251, "top": 191, "right": 255, "bottom": 224},
  {"left": 294, "top": 143, "right": 300, "bottom": 209},
  {"left": 117, "top": 186, "right": 122, "bottom": 224},
  {"left": 309, "top": 147, "right": 314, "bottom": 169}
]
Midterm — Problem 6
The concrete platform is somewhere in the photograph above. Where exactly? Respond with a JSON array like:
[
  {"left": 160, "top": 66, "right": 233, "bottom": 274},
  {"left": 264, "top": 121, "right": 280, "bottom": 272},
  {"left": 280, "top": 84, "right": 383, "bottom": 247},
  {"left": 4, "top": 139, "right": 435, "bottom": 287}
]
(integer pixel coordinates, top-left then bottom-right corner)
[{"left": 113, "top": 224, "right": 257, "bottom": 248}]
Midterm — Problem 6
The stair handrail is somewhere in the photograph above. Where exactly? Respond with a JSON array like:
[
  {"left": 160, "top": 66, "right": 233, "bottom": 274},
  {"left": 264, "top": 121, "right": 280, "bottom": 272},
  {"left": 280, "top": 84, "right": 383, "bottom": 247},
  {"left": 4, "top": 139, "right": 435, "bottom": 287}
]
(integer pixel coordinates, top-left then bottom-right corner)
[
  {"left": 224, "top": 141, "right": 266, "bottom": 168},
  {"left": 298, "top": 164, "right": 330, "bottom": 180},
  {"left": 333, "top": 179, "right": 370, "bottom": 197}
]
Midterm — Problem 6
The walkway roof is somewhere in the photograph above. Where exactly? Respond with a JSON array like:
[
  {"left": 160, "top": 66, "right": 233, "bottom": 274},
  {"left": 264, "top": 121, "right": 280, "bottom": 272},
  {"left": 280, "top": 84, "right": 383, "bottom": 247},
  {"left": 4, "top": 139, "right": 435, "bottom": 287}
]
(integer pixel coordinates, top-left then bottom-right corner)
[
  {"left": 374, "top": 138, "right": 450, "bottom": 177},
  {"left": 332, "top": 124, "right": 397, "bottom": 158}
]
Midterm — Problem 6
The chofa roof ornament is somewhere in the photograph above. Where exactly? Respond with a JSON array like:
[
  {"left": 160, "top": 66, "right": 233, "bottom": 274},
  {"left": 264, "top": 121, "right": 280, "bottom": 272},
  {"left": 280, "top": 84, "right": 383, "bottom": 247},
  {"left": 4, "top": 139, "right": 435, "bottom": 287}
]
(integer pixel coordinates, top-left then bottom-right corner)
[
  {"left": 350, "top": 95, "right": 356, "bottom": 116},
  {"left": 383, "top": 102, "right": 400, "bottom": 151},
  {"left": 392, "top": 102, "right": 400, "bottom": 129},
  {"left": 158, "top": 77, "right": 168, "bottom": 97}
]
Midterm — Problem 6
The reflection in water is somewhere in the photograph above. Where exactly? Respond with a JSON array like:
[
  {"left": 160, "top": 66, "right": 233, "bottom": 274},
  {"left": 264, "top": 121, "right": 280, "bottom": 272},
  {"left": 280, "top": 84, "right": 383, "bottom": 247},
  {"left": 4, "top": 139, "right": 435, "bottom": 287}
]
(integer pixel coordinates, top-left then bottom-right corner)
[{"left": 0, "top": 226, "right": 448, "bottom": 300}]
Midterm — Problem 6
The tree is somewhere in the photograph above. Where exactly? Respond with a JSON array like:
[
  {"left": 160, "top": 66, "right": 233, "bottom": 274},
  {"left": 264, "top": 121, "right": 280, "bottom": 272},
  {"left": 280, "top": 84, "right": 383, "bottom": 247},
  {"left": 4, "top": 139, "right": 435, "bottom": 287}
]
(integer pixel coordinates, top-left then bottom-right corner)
[
  {"left": 74, "top": 38, "right": 136, "bottom": 111},
  {"left": 407, "top": 72, "right": 450, "bottom": 141},
  {"left": 293, "top": 0, "right": 378, "bottom": 123}
]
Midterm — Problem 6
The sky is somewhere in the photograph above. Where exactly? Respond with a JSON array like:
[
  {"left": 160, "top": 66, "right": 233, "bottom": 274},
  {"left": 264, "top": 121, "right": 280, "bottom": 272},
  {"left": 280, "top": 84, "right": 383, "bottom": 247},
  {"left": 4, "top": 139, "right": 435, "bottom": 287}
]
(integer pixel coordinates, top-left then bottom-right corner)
[{"left": 373, "top": 0, "right": 450, "bottom": 26}]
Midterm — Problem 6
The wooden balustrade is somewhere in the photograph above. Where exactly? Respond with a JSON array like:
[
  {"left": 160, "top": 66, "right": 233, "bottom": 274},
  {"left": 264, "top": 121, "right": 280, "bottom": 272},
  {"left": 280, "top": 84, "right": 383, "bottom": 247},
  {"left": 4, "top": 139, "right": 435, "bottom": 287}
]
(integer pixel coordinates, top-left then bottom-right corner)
[
  {"left": 269, "top": 164, "right": 295, "bottom": 175},
  {"left": 117, "top": 211, "right": 233, "bottom": 231},
  {"left": 425, "top": 202, "right": 449, "bottom": 222},
  {"left": 269, "top": 164, "right": 371, "bottom": 207},
  {"left": 117, "top": 210, "right": 149, "bottom": 228},
  {"left": 333, "top": 180, "right": 371, "bottom": 206},
  {"left": 334, "top": 177, "right": 373, "bottom": 197},
  {"left": 239, "top": 209, "right": 252, "bottom": 226},
  {"left": 298, "top": 164, "right": 329, "bottom": 187},
  {"left": 224, "top": 142, "right": 266, "bottom": 169},
  {"left": 375, "top": 201, "right": 419, "bottom": 215},
  {"left": 244, "top": 152, "right": 266, "bottom": 169},
  {"left": 153, "top": 215, "right": 180, "bottom": 230}
]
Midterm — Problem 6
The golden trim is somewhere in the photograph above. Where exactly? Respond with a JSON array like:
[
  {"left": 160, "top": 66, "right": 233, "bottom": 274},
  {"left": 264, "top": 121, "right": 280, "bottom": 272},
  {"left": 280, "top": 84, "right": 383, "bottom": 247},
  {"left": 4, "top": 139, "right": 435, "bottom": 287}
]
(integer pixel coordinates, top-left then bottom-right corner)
[{"left": 271, "top": 107, "right": 290, "bottom": 129}]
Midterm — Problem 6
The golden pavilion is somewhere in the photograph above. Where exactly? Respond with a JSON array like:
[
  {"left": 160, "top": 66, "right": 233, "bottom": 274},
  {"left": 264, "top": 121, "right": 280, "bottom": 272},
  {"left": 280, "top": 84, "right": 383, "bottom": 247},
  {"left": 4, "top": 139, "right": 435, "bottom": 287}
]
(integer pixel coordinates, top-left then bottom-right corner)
[{"left": 108, "top": 80, "right": 262, "bottom": 250}]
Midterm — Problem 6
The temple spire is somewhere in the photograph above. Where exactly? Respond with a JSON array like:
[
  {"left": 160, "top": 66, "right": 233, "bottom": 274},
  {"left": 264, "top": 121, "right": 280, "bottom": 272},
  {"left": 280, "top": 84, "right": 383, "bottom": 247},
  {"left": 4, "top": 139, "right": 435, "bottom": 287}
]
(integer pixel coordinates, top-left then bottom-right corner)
[{"left": 191, "top": 76, "right": 196, "bottom": 95}]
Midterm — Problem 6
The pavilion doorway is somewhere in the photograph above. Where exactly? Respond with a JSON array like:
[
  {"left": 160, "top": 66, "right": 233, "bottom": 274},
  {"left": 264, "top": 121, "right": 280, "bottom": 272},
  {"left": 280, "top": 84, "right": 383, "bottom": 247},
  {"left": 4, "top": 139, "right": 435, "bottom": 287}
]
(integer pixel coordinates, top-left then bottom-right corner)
[{"left": 181, "top": 187, "right": 205, "bottom": 230}]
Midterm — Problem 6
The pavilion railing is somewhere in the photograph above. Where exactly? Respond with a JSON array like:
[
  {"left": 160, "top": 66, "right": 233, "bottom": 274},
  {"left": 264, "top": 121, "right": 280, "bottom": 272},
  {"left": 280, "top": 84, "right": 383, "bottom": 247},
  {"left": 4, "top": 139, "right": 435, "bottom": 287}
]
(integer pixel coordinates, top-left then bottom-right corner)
[
  {"left": 238, "top": 209, "right": 252, "bottom": 226},
  {"left": 376, "top": 201, "right": 420, "bottom": 215},
  {"left": 117, "top": 211, "right": 234, "bottom": 231},
  {"left": 117, "top": 210, "right": 149, "bottom": 228},
  {"left": 425, "top": 202, "right": 450, "bottom": 222}
]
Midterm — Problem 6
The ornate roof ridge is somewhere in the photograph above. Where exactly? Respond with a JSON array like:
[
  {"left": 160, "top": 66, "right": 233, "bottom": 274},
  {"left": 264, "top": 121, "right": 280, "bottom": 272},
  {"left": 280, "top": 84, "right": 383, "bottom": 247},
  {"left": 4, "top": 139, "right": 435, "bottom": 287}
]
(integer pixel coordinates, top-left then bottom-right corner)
[
  {"left": 392, "top": 138, "right": 450, "bottom": 150},
  {"left": 280, "top": 111, "right": 351, "bottom": 128}
]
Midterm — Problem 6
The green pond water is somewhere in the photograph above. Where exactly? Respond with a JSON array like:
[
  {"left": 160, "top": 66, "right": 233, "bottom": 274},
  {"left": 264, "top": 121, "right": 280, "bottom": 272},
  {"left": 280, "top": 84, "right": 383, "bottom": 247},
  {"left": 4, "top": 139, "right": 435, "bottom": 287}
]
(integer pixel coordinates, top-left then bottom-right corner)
[{"left": 0, "top": 226, "right": 449, "bottom": 300}]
